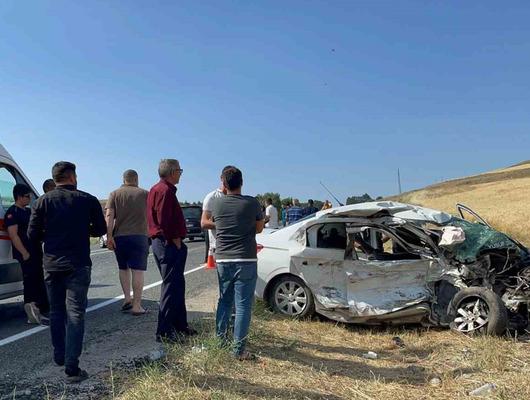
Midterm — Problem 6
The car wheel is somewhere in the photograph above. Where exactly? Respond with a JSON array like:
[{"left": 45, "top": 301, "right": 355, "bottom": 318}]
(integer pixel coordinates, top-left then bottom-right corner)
[
  {"left": 449, "top": 287, "right": 507, "bottom": 336},
  {"left": 99, "top": 237, "right": 107, "bottom": 248},
  {"left": 269, "top": 276, "right": 315, "bottom": 318}
]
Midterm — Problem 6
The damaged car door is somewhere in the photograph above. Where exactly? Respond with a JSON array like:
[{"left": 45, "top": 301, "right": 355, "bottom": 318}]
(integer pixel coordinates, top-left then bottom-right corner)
[
  {"left": 342, "top": 225, "right": 438, "bottom": 322},
  {"left": 291, "top": 222, "right": 351, "bottom": 314}
]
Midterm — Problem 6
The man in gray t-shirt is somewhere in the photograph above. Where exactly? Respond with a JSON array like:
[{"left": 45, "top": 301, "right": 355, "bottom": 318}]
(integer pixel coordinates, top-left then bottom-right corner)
[{"left": 202, "top": 166, "right": 264, "bottom": 360}]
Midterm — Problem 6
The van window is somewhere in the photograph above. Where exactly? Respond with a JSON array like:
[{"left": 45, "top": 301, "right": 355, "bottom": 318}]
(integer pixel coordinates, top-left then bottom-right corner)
[{"left": 0, "top": 166, "right": 17, "bottom": 209}]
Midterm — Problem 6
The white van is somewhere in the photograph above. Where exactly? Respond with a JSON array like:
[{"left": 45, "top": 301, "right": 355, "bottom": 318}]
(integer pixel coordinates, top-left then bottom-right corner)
[{"left": 0, "top": 144, "right": 39, "bottom": 300}]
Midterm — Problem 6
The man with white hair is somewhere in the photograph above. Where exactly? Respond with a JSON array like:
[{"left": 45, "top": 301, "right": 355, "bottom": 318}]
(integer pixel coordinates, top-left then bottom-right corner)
[{"left": 147, "top": 159, "right": 196, "bottom": 342}]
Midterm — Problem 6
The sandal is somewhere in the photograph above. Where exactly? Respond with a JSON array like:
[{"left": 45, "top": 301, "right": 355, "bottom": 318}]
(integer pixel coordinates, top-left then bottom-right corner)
[
  {"left": 120, "top": 302, "right": 133, "bottom": 312},
  {"left": 131, "top": 308, "right": 149, "bottom": 316}
]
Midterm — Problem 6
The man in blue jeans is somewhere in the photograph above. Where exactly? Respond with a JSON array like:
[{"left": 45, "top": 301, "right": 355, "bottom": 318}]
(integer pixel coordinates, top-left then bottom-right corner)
[
  {"left": 202, "top": 166, "right": 264, "bottom": 360},
  {"left": 28, "top": 161, "right": 106, "bottom": 383}
]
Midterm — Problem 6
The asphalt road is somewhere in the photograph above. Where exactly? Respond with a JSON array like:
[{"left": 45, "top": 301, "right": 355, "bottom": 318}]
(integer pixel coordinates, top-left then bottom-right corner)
[{"left": 0, "top": 240, "right": 217, "bottom": 398}]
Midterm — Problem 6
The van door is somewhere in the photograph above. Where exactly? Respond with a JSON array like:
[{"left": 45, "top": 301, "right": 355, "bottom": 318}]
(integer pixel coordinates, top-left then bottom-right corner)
[{"left": 0, "top": 163, "right": 29, "bottom": 299}]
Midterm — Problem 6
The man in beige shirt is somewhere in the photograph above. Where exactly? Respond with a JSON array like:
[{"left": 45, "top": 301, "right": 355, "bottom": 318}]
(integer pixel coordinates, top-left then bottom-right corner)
[{"left": 106, "top": 170, "right": 149, "bottom": 315}]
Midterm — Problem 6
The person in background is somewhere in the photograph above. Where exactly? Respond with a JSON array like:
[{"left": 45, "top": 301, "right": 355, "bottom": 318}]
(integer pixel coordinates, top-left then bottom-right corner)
[
  {"left": 5, "top": 184, "right": 49, "bottom": 325},
  {"left": 281, "top": 204, "right": 289, "bottom": 227},
  {"left": 105, "top": 169, "right": 149, "bottom": 315},
  {"left": 303, "top": 199, "right": 319, "bottom": 217},
  {"left": 147, "top": 159, "right": 196, "bottom": 342},
  {"left": 265, "top": 197, "right": 279, "bottom": 228},
  {"left": 286, "top": 199, "right": 304, "bottom": 225},
  {"left": 28, "top": 161, "right": 106, "bottom": 383},
  {"left": 202, "top": 166, "right": 264, "bottom": 360},
  {"left": 42, "top": 179, "right": 56, "bottom": 193},
  {"left": 201, "top": 166, "right": 229, "bottom": 260},
  {"left": 321, "top": 200, "right": 332, "bottom": 210}
]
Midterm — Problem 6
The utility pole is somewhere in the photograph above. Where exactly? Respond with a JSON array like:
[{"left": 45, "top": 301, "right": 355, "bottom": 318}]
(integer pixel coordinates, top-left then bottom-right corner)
[{"left": 397, "top": 168, "right": 402, "bottom": 194}]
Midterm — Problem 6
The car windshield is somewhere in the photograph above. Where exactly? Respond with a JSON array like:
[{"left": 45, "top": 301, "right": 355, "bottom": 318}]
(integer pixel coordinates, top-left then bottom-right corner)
[
  {"left": 443, "top": 217, "right": 523, "bottom": 262},
  {"left": 182, "top": 207, "right": 202, "bottom": 220}
]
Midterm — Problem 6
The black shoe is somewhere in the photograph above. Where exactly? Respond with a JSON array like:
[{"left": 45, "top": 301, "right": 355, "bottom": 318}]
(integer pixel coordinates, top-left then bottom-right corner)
[
  {"left": 179, "top": 327, "right": 198, "bottom": 337},
  {"left": 40, "top": 316, "right": 50, "bottom": 326},
  {"left": 65, "top": 369, "right": 89, "bottom": 384}
]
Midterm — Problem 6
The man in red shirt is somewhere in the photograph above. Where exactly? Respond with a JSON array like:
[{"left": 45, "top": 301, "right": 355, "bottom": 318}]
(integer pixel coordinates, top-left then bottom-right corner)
[{"left": 147, "top": 159, "right": 196, "bottom": 341}]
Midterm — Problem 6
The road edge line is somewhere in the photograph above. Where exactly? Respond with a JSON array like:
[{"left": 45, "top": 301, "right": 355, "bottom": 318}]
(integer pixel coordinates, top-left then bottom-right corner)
[{"left": 0, "top": 265, "right": 206, "bottom": 348}]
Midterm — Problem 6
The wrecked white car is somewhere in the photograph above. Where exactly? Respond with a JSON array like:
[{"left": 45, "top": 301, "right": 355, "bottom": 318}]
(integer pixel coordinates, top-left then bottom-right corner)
[{"left": 255, "top": 201, "right": 530, "bottom": 335}]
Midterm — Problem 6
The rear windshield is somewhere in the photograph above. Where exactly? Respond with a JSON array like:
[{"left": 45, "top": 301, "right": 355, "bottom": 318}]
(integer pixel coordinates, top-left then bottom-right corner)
[{"left": 182, "top": 207, "right": 202, "bottom": 220}]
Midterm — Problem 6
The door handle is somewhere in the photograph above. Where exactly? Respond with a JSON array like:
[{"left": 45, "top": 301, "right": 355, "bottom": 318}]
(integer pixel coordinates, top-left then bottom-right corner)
[{"left": 302, "top": 261, "right": 308, "bottom": 265}]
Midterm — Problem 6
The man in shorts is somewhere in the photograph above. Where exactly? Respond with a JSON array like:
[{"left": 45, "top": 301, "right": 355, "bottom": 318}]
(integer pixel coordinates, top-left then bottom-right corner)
[{"left": 105, "top": 170, "right": 149, "bottom": 315}]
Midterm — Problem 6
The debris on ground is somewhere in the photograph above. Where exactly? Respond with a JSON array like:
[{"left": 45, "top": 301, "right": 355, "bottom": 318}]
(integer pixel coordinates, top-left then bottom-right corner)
[
  {"left": 148, "top": 349, "right": 166, "bottom": 361},
  {"left": 429, "top": 377, "right": 442, "bottom": 386},
  {"left": 362, "top": 351, "right": 378, "bottom": 359},
  {"left": 469, "top": 383, "right": 497, "bottom": 396},
  {"left": 192, "top": 344, "right": 207, "bottom": 353},
  {"left": 392, "top": 336, "right": 406, "bottom": 348}
]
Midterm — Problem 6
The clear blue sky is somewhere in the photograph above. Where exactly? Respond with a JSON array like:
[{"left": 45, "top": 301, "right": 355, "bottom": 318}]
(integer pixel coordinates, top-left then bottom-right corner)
[{"left": 1, "top": 1, "right": 529, "bottom": 203}]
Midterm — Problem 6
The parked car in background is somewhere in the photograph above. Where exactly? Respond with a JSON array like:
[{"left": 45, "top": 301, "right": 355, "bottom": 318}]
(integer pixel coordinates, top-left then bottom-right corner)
[
  {"left": 256, "top": 201, "right": 530, "bottom": 335},
  {"left": 182, "top": 205, "right": 205, "bottom": 241},
  {"left": 0, "top": 144, "right": 39, "bottom": 300}
]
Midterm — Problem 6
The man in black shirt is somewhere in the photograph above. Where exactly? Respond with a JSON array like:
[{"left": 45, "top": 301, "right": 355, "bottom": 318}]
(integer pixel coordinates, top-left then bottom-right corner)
[
  {"left": 5, "top": 184, "right": 49, "bottom": 324},
  {"left": 28, "top": 161, "right": 106, "bottom": 383}
]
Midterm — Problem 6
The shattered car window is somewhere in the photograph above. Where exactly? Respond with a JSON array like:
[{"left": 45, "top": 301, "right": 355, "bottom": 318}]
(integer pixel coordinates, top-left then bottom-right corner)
[{"left": 444, "top": 218, "right": 522, "bottom": 263}]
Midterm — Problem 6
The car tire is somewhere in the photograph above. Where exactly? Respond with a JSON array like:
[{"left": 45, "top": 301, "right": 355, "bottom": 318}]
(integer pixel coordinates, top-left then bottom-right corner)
[
  {"left": 448, "top": 287, "right": 508, "bottom": 336},
  {"left": 269, "top": 275, "right": 315, "bottom": 318}
]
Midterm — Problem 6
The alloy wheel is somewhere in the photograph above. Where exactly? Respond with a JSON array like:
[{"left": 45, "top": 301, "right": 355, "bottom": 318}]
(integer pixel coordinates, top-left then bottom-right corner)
[
  {"left": 453, "top": 297, "right": 490, "bottom": 333},
  {"left": 274, "top": 281, "right": 308, "bottom": 316}
]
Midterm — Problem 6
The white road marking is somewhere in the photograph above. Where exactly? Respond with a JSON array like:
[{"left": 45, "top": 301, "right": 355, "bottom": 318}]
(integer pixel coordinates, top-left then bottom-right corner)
[{"left": 0, "top": 265, "right": 206, "bottom": 348}]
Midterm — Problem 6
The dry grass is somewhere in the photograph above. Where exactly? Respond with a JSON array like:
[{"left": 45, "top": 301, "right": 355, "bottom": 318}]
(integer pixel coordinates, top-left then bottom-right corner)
[
  {"left": 113, "top": 162, "right": 530, "bottom": 400},
  {"left": 114, "top": 302, "right": 530, "bottom": 400},
  {"left": 390, "top": 165, "right": 530, "bottom": 246}
]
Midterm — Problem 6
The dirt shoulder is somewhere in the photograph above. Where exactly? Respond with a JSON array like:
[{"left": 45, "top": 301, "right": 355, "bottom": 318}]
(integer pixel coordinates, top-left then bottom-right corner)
[{"left": 112, "top": 302, "right": 530, "bottom": 400}]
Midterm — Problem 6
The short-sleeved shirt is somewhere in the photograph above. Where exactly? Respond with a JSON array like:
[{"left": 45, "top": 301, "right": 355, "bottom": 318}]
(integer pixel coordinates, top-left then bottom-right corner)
[
  {"left": 265, "top": 204, "right": 279, "bottom": 228},
  {"left": 286, "top": 206, "right": 304, "bottom": 225},
  {"left": 106, "top": 185, "right": 148, "bottom": 237},
  {"left": 4, "top": 205, "right": 32, "bottom": 261},
  {"left": 202, "top": 189, "right": 225, "bottom": 250},
  {"left": 210, "top": 195, "right": 263, "bottom": 261}
]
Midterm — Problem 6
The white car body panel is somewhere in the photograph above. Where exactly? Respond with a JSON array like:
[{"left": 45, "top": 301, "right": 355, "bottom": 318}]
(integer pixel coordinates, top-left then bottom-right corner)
[
  {"left": 0, "top": 144, "right": 38, "bottom": 299},
  {"left": 256, "top": 201, "right": 457, "bottom": 324}
]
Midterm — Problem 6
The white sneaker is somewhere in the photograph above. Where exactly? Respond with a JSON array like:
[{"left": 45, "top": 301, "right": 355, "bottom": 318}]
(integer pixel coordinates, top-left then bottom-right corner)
[{"left": 24, "top": 303, "right": 41, "bottom": 324}]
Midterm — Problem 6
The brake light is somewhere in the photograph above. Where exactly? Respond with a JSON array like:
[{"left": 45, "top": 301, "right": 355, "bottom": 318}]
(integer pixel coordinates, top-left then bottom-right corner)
[{"left": 257, "top": 244, "right": 264, "bottom": 253}]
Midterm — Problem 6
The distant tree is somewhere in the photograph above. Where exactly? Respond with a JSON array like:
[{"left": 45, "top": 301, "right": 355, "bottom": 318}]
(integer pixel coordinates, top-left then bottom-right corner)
[
  {"left": 256, "top": 192, "right": 282, "bottom": 213},
  {"left": 346, "top": 193, "right": 373, "bottom": 205},
  {"left": 376, "top": 196, "right": 383, "bottom": 200},
  {"left": 281, "top": 197, "right": 292, "bottom": 207}
]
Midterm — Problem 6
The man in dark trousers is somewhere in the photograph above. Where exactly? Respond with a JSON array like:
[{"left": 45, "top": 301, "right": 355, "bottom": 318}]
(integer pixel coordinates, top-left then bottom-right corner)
[
  {"left": 5, "top": 183, "right": 49, "bottom": 324},
  {"left": 28, "top": 161, "right": 106, "bottom": 383},
  {"left": 147, "top": 159, "right": 196, "bottom": 342}
]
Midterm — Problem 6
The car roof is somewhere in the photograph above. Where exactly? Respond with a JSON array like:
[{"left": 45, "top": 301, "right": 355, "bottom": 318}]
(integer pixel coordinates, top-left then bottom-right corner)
[{"left": 315, "top": 201, "right": 452, "bottom": 224}]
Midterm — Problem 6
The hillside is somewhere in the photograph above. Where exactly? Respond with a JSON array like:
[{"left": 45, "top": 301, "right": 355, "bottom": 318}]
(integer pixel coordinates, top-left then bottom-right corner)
[{"left": 390, "top": 161, "right": 530, "bottom": 245}]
